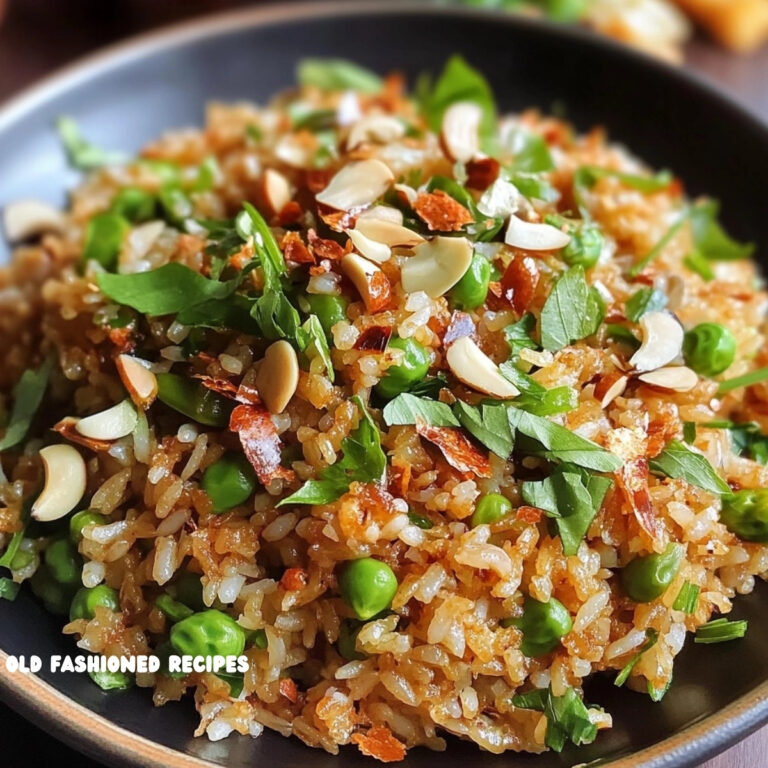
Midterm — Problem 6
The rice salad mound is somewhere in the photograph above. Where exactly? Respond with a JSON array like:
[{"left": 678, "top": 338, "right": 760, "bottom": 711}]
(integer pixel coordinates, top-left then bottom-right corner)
[{"left": 1, "top": 56, "right": 767, "bottom": 761}]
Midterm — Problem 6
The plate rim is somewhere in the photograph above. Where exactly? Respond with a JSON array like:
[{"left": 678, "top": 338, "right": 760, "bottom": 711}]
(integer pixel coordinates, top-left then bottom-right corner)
[{"left": 1, "top": 2, "right": 768, "bottom": 766}]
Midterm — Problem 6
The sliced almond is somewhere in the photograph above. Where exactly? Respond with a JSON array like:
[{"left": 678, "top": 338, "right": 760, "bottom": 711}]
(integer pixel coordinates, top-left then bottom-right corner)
[
  {"left": 505, "top": 215, "right": 571, "bottom": 251},
  {"left": 597, "top": 374, "right": 629, "bottom": 408},
  {"left": 446, "top": 336, "right": 519, "bottom": 399},
  {"left": 638, "top": 365, "right": 698, "bottom": 392},
  {"left": 275, "top": 135, "right": 315, "bottom": 169},
  {"left": 441, "top": 101, "right": 482, "bottom": 164},
  {"left": 346, "top": 228, "right": 391, "bottom": 264},
  {"left": 357, "top": 205, "right": 404, "bottom": 225},
  {"left": 337, "top": 91, "right": 362, "bottom": 126},
  {"left": 262, "top": 169, "right": 292, "bottom": 215},
  {"left": 341, "top": 252, "right": 392, "bottom": 312},
  {"left": 116, "top": 355, "right": 158, "bottom": 409},
  {"left": 31, "top": 444, "right": 87, "bottom": 522},
  {"left": 354, "top": 217, "right": 425, "bottom": 248},
  {"left": 347, "top": 114, "right": 405, "bottom": 149},
  {"left": 477, "top": 179, "right": 522, "bottom": 219},
  {"left": 401, "top": 236, "right": 473, "bottom": 298},
  {"left": 629, "top": 311, "right": 684, "bottom": 372},
  {"left": 3, "top": 199, "right": 65, "bottom": 242},
  {"left": 75, "top": 400, "right": 138, "bottom": 441},
  {"left": 315, "top": 159, "right": 394, "bottom": 212},
  {"left": 256, "top": 340, "right": 299, "bottom": 414},
  {"left": 393, "top": 183, "right": 417, "bottom": 206}
]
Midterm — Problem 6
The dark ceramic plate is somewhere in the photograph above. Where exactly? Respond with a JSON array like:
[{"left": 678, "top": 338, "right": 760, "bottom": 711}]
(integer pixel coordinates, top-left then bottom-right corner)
[{"left": 1, "top": 3, "right": 768, "bottom": 767}]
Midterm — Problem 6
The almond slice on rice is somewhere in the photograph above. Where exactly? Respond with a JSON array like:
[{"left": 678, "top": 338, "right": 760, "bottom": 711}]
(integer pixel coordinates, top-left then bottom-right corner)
[
  {"left": 341, "top": 252, "right": 392, "bottom": 312},
  {"left": 31, "top": 444, "right": 87, "bottom": 522},
  {"left": 504, "top": 215, "right": 571, "bottom": 251},
  {"left": 400, "top": 236, "right": 473, "bottom": 298},
  {"left": 346, "top": 227, "right": 391, "bottom": 264},
  {"left": 347, "top": 114, "right": 405, "bottom": 149},
  {"left": 446, "top": 336, "right": 520, "bottom": 399},
  {"left": 261, "top": 168, "right": 293, "bottom": 215},
  {"left": 116, "top": 354, "right": 158, "bottom": 409},
  {"left": 75, "top": 399, "right": 138, "bottom": 440},
  {"left": 629, "top": 311, "right": 684, "bottom": 372},
  {"left": 3, "top": 199, "right": 65, "bottom": 242},
  {"left": 354, "top": 217, "right": 425, "bottom": 248},
  {"left": 256, "top": 340, "right": 299, "bottom": 414},
  {"left": 315, "top": 159, "right": 394, "bottom": 212},
  {"left": 441, "top": 101, "right": 483, "bottom": 164},
  {"left": 637, "top": 365, "right": 698, "bottom": 392},
  {"left": 357, "top": 205, "right": 404, "bottom": 225}
]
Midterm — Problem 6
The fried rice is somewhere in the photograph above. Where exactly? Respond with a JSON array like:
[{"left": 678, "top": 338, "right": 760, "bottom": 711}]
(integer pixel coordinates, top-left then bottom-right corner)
[{"left": 1, "top": 56, "right": 767, "bottom": 761}]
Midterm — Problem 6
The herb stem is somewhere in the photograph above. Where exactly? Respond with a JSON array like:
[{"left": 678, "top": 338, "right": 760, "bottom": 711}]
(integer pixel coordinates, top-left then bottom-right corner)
[
  {"left": 717, "top": 366, "right": 768, "bottom": 394},
  {"left": 628, "top": 208, "right": 690, "bottom": 278}
]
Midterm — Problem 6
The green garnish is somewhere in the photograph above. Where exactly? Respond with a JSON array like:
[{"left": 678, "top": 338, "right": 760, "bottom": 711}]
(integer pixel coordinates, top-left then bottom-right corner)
[
  {"left": 628, "top": 208, "right": 690, "bottom": 278},
  {"left": 614, "top": 628, "right": 659, "bottom": 687},
  {"left": 694, "top": 617, "right": 748, "bottom": 644},
  {"left": 511, "top": 386, "right": 578, "bottom": 417},
  {"left": 673, "top": 581, "right": 700, "bottom": 614},
  {"left": 382, "top": 393, "right": 460, "bottom": 428},
  {"left": 453, "top": 401, "right": 515, "bottom": 459},
  {"left": 82, "top": 212, "right": 130, "bottom": 270},
  {"left": 297, "top": 59, "right": 383, "bottom": 93},
  {"left": 648, "top": 440, "right": 730, "bottom": 495},
  {"left": 297, "top": 315, "right": 335, "bottom": 383},
  {"left": 717, "top": 366, "right": 768, "bottom": 394},
  {"left": 504, "top": 128, "right": 554, "bottom": 173},
  {"left": 56, "top": 116, "right": 128, "bottom": 170},
  {"left": 625, "top": 287, "right": 667, "bottom": 323},
  {"left": 0, "top": 357, "right": 52, "bottom": 452},
  {"left": 0, "top": 577, "right": 20, "bottom": 601}
]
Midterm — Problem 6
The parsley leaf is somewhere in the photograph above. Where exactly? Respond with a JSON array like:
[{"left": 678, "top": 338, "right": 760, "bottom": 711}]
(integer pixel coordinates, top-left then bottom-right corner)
[
  {"left": 504, "top": 128, "right": 554, "bottom": 174},
  {"left": 453, "top": 400, "right": 514, "bottom": 459},
  {"left": 278, "top": 398, "right": 386, "bottom": 506},
  {"left": 383, "top": 393, "right": 459, "bottom": 427},
  {"left": 625, "top": 287, "right": 667, "bottom": 323},
  {"left": 540, "top": 266, "right": 604, "bottom": 351},
  {"left": 689, "top": 200, "right": 754, "bottom": 262},
  {"left": 648, "top": 440, "right": 730, "bottom": 495},
  {"left": 507, "top": 408, "right": 622, "bottom": 472},
  {"left": 97, "top": 263, "right": 238, "bottom": 316},
  {"left": 297, "top": 59, "right": 383, "bottom": 93},
  {"left": 503, "top": 313, "right": 538, "bottom": 358},
  {"left": 511, "top": 386, "right": 578, "bottom": 417},
  {"left": 176, "top": 294, "right": 260, "bottom": 335},
  {"left": 0, "top": 357, "right": 52, "bottom": 452},
  {"left": 56, "top": 116, "right": 128, "bottom": 170}
]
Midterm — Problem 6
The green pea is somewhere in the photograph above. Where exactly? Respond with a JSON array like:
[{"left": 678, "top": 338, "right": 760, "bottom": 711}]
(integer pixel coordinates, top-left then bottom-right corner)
[
  {"left": 450, "top": 252, "right": 491, "bottom": 310},
  {"left": 682, "top": 323, "right": 736, "bottom": 377},
  {"left": 471, "top": 493, "right": 513, "bottom": 527},
  {"left": 159, "top": 184, "right": 193, "bottom": 225},
  {"left": 375, "top": 337, "right": 430, "bottom": 400},
  {"left": 503, "top": 596, "right": 572, "bottom": 657},
  {"left": 70, "top": 509, "right": 108, "bottom": 544},
  {"left": 173, "top": 572, "right": 206, "bottom": 611},
  {"left": 89, "top": 668, "right": 134, "bottom": 692},
  {"left": 30, "top": 565, "right": 73, "bottom": 615},
  {"left": 561, "top": 222, "right": 603, "bottom": 269},
  {"left": 82, "top": 212, "right": 130, "bottom": 270},
  {"left": 201, "top": 453, "right": 257, "bottom": 512},
  {"left": 156, "top": 593, "right": 194, "bottom": 623},
  {"left": 306, "top": 294, "right": 348, "bottom": 336},
  {"left": 44, "top": 537, "right": 82, "bottom": 585},
  {"left": 110, "top": 187, "right": 156, "bottom": 222},
  {"left": 621, "top": 543, "right": 683, "bottom": 603},
  {"left": 720, "top": 489, "right": 768, "bottom": 542},
  {"left": 339, "top": 558, "right": 398, "bottom": 620},
  {"left": 156, "top": 373, "right": 233, "bottom": 427},
  {"left": 170, "top": 609, "right": 246, "bottom": 658},
  {"left": 337, "top": 619, "right": 366, "bottom": 661},
  {"left": 70, "top": 585, "right": 120, "bottom": 621}
]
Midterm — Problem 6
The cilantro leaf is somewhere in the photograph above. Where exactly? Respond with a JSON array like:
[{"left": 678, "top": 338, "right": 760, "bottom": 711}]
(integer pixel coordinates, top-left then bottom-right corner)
[
  {"left": 0, "top": 357, "right": 52, "bottom": 452},
  {"left": 251, "top": 290, "right": 301, "bottom": 343},
  {"left": 511, "top": 386, "right": 578, "bottom": 417},
  {"left": 297, "top": 59, "right": 383, "bottom": 93},
  {"left": 176, "top": 294, "right": 260, "bottom": 334},
  {"left": 278, "top": 398, "right": 386, "bottom": 506},
  {"left": 382, "top": 393, "right": 459, "bottom": 427},
  {"left": 56, "top": 116, "right": 128, "bottom": 170},
  {"left": 507, "top": 408, "right": 622, "bottom": 472},
  {"left": 540, "top": 266, "right": 603, "bottom": 351},
  {"left": 625, "top": 287, "right": 667, "bottom": 323},
  {"left": 649, "top": 440, "right": 730, "bottom": 495},
  {"left": 503, "top": 313, "right": 538, "bottom": 358},
  {"left": 453, "top": 400, "right": 514, "bottom": 459}
]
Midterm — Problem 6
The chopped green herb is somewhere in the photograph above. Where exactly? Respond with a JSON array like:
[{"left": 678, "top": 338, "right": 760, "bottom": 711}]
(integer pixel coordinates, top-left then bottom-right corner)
[
  {"left": 408, "top": 512, "right": 434, "bottom": 530},
  {"left": 504, "top": 128, "right": 554, "bottom": 174},
  {"left": 511, "top": 386, "right": 578, "bottom": 417},
  {"left": 648, "top": 440, "right": 730, "bottom": 495},
  {"left": 648, "top": 677, "right": 673, "bottom": 702},
  {"left": 453, "top": 400, "right": 515, "bottom": 459},
  {"left": 297, "top": 59, "right": 383, "bottom": 93},
  {"left": 628, "top": 208, "right": 690, "bottom": 278},
  {"left": 0, "top": 357, "right": 52, "bottom": 452},
  {"left": 576, "top": 165, "right": 673, "bottom": 195},
  {"left": 689, "top": 200, "right": 754, "bottom": 262},
  {"left": 625, "top": 287, "right": 667, "bottom": 323},
  {"left": 382, "top": 393, "right": 460, "bottom": 427},
  {"left": 0, "top": 577, "right": 19, "bottom": 601},
  {"left": 682, "top": 421, "right": 697, "bottom": 444},
  {"left": 159, "top": 184, "right": 193, "bottom": 225},
  {"left": 56, "top": 116, "right": 128, "bottom": 170},
  {"left": 297, "top": 315, "right": 335, "bottom": 382},
  {"left": 605, "top": 324, "right": 640, "bottom": 351},
  {"left": 717, "top": 366, "right": 768, "bottom": 394},
  {"left": 694, "top": 617, "right": 748, "bottom": 644},
  {"left": 507, "top": 171, "right": 559, "bottom": 203},
  {"left": 672, "top": 581, "right": 700, "bottom": 614},
  {"left": 614, "top": 628, "right": 659, "bottom": 687},
  {"left": 176, "top": 294, "right": 260, "bottom": 335},
  {"left": 110, "top": 187, "right": 156, "bottom": 222},
  {"left": 82, "top": 212, "right": 130, "bottom": 270},
  {"left": 684, "top": 248, "right": 715, "bottom": 281},
  {"left": 191, "top": 155, "right": 221, "bottom": 192},
  {"left": 278, "top": 398, "right": 386, "bottom": 506},
  {"left": 503, "top": 313, "right": 538, "bottom": 358}
]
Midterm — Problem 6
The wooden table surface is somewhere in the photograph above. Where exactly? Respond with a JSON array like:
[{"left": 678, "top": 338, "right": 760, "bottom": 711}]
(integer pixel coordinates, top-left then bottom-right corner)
[{"left": 0, "top": 2, "right": 767, "bottom": 766}]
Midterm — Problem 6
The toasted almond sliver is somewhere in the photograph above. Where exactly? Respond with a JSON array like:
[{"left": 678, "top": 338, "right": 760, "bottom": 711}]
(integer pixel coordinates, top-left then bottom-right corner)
[
  {"left": 446, "top": 336, "right": 520, "bottom": 399},
  {"left": 347, "top": 114, "right": 405, "bottom": 149},
  {"left": 75, "top": 399, "right": 138, "bottom": 441},
  {"left": 262, "top": 168, "right": 293, "bottom": 215},
  {"left": 341, "top": 252, "right": 391, "bottom": 312},
  {"left": 477, "top": 179, "right": 522, "bottom": 219},
  {"left": 116, "top": 354, "right": 158, "bottom": 409},
  {"left": 354, "top": 217, "right": 425, "bottom": 248},
  {"left": 505, "top": 215, "right": 571, "bottom": 251},
  {"left": 630, "top": 311, "right": 684, "bottom": 372},
  {"left": 31, "top": 444, "right": 87, "bottom": 522},
  {"left": 600, "top": 375, "right": 629, "bottom": 408},
  {"left": 346, "top": 228, "right": 391, "bottom": 264},
  {"left": 275, "top": 135, "right": 315, "bottom": 169},
  {"left": 256, "top": 340, "right": 299, "bottom": 414},
  {"left": 357, "top": 206, "right": 404, "bottom": 225},
  {"left": 441, "top": 101, "right": 482, "bottom": 164},
  {"left": 637, "top": 366, "right": 698, "bottom": 392},
  {"left": 315, "top": 159, "right": 394, "bottom": 212},
  {"left": 3, "top": 199, "right": 65, "bottom": 242},
  {"left": 401, "top": 236, "right": 474, "bottom": 298}
]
